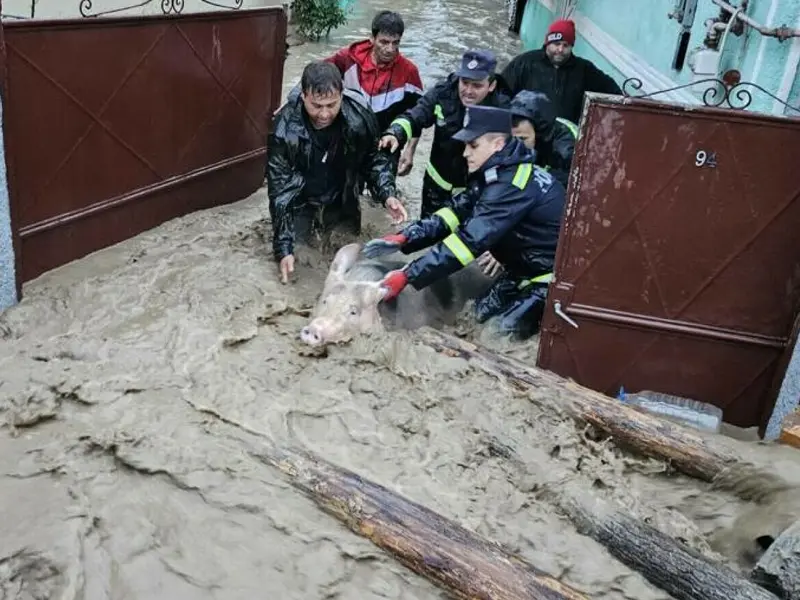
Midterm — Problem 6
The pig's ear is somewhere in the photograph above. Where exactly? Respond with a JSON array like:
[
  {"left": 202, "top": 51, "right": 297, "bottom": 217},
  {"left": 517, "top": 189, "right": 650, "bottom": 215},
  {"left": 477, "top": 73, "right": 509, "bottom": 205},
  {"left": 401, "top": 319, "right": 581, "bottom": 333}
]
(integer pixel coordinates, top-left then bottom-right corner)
[{"left": 325, "top": 243, "right": 362, "bottom": 286}]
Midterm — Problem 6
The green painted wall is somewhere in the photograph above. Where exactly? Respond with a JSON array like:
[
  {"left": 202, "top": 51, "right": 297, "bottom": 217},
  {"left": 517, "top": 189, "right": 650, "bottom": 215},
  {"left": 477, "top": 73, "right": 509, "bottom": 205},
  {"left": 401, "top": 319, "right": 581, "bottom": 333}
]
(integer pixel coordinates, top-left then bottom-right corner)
[{"left": 519, "top": 0, "right": 800, "bottom": 116}]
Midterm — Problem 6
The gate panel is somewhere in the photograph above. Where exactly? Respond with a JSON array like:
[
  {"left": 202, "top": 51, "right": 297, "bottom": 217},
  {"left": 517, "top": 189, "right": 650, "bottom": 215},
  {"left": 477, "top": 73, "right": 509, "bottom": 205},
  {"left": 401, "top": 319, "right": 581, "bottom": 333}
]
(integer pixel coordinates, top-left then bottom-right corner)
[
  {"left": 538, "top": 97, "right": 800, "bottom": 429},
  {"left": 3, "top": 8, "right": 286, "bottom": 285}
]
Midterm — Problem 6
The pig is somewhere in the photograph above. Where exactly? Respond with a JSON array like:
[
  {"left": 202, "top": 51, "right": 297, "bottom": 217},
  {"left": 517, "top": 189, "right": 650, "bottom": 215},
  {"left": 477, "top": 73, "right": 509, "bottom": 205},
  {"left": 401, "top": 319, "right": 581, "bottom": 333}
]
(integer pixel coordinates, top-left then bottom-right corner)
[{"left": 300, "top": 242, "right": 495, "bottom": 346}]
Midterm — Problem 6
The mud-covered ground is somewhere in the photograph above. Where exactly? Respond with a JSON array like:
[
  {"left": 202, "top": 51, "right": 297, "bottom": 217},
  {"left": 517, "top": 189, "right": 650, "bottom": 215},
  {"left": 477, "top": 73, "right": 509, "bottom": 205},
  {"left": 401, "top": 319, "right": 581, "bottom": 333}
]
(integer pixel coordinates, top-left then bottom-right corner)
[
  {"left": 3, "top": 188, "right": 800, "bottom": 599},
  {"left": 2, "top": 0, "right": 800, "bottom": 598}
]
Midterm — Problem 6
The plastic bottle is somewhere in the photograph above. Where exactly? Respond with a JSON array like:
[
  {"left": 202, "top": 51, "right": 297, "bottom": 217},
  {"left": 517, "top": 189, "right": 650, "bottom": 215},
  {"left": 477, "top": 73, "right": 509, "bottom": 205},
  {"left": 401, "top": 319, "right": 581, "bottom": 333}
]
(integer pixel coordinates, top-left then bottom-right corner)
[{"left": 617, "top": 387, "right": 723, "bottom": 434}]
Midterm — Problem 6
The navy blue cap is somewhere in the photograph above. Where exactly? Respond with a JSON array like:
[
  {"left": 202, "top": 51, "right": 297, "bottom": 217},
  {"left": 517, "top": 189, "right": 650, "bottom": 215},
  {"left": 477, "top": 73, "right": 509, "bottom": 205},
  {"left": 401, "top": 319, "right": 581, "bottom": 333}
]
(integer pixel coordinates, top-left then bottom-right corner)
[
  {"left": 453, "top": 105, "right": 512, "bottom": 143},
  {"left": 454, "top": 49, "right": 497, "bottom": 81}
]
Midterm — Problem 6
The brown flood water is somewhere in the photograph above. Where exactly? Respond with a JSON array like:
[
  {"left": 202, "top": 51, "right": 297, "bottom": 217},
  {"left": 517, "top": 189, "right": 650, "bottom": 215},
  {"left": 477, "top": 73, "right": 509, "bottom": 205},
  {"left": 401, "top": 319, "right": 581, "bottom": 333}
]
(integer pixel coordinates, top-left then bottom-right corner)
[{"left": 1, "top": 1, "right": 800, "bottom": 598}]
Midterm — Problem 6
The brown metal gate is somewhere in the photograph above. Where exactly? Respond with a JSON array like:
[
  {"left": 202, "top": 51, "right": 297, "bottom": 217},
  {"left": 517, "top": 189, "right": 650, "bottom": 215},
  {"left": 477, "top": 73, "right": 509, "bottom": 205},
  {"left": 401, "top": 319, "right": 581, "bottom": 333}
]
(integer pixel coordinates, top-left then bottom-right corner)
[
  {"left": 1, "top": 7, "right": 286, "bottom": 295},
  {"left": 537, "top": 95, "right": 800, "bottom": 430}
]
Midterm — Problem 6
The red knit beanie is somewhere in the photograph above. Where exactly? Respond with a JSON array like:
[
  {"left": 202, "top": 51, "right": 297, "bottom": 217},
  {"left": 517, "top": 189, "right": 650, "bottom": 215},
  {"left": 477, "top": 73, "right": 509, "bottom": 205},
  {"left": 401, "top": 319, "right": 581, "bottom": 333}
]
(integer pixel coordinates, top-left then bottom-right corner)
[{"left": 545, "top": 19, "right": 576, "bottom": 46}]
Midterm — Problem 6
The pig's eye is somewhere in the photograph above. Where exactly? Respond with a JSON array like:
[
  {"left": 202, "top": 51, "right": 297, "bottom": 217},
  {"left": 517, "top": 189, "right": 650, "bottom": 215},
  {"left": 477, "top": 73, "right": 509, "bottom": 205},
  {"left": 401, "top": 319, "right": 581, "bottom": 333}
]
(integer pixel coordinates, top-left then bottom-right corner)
[{"left": 349, "top": 306, "right": 359, "bottom": 316}]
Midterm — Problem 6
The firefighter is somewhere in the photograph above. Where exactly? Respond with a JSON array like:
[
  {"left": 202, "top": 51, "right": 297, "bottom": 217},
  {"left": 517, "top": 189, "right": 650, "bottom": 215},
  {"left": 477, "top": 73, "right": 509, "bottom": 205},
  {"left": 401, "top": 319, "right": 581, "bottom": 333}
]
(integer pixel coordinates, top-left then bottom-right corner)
[
  {"left": 363, "top": 105, "right": 567, "bottom": 341},
  {"left": 476, "top": 89, "right": 577, "bottom": 280},
  {"left": 509, "top": 90, "right": 577, "bottom": 189},
  {"left": 379, "top": 49, "right": 512, "bottom": 219}
]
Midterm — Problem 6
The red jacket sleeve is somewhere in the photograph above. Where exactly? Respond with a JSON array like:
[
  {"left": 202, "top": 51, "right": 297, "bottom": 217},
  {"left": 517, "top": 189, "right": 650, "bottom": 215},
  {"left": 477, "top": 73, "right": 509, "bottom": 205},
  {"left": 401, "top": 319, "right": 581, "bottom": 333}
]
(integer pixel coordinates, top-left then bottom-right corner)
[
  {"left": 406, "top": 60, "right": 423, "bottom": 90},
  {"left": 325, "top": 48, "right": 351, "bottom": 74}
]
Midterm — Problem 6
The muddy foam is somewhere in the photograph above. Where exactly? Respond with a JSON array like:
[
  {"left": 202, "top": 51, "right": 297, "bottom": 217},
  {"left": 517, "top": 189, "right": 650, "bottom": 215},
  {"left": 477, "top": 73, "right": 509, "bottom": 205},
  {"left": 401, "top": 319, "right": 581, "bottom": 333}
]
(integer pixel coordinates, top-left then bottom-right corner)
[
  {"left": 3, "top": 0, "right": 800, "bottom": 595},
  {"left": 2, "top": 188, "right": 799, "bottom": 599}
]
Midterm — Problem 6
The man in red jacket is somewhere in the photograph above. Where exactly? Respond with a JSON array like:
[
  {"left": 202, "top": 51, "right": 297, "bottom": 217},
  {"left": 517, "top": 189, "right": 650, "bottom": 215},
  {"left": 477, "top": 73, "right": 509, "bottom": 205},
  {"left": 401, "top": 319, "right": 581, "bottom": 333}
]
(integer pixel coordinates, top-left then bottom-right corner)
[{"left": 326, "top": 10, "right": 424, "bottom": 176}]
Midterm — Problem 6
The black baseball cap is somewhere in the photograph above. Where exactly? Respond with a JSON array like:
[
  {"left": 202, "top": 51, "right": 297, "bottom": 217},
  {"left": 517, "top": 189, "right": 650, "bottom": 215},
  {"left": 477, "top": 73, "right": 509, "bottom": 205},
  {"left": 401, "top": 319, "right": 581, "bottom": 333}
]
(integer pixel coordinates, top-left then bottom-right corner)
[
  {"left": 454, "top": 49, "right": 497, "bottom": 81},
  {"left": 452, "top": 105, "right": 512, "bottom": 143}
]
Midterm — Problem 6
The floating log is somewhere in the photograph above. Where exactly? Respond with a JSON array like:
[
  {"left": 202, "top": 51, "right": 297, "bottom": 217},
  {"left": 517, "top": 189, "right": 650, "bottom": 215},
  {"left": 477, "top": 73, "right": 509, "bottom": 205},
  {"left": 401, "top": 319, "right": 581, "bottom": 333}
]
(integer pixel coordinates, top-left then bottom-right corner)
[
  {"left": 244, "top": 440, "right": 588, "bottom": 600},
  {"left": 751, "top": 520, "right": 800, "bottom": 600},
  {"left": 780, "top": 410, "right": 800, "bottom": 450},
  {"left": 416, "top": 329, "right": 747, "bottom": 483},
  {"left": 548, "top": 480, "right": 779, "bottom": 600},
  {"left": 481, "top": 430, "right": 781, "bottom": 600}
]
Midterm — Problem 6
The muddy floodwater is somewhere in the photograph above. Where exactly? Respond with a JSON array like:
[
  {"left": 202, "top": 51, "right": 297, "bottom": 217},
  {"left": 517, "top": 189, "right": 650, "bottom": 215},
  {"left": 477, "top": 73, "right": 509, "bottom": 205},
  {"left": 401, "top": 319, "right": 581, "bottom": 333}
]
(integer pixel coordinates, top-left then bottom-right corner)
[{"left": 2, "top": 1, "right": 800, "bottom": 599}]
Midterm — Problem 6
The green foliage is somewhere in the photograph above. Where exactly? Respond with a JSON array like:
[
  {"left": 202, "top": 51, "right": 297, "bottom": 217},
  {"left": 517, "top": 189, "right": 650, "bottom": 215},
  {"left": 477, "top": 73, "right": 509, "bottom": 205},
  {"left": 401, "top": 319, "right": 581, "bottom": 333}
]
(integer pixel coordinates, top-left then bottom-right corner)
[{"left": 292, "top": 0, "right": 349, "bottom": 42}]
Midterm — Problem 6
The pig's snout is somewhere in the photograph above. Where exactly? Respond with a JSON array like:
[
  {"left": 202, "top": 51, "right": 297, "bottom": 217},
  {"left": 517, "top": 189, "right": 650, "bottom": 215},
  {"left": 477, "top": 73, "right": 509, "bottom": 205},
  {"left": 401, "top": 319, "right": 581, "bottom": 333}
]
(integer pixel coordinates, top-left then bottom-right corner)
[{"left": 300, "top": 323, "right": 324, "bottom": 346}]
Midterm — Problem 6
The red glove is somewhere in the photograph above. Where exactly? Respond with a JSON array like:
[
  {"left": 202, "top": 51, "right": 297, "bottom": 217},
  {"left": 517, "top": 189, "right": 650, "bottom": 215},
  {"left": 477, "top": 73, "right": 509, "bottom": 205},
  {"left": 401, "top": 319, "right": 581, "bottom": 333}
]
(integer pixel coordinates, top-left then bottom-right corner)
[
  {"left": 362, "top": 234, "right": 408, "bottom": 258},
  {"left": 380, "top": 269, "right": 409, "bottom": 301}
]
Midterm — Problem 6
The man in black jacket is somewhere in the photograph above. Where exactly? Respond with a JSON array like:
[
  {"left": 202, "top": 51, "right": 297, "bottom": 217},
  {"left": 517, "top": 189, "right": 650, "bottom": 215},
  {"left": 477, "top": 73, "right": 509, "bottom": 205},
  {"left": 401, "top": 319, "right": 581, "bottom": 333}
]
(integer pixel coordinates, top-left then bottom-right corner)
[
  {"left": 501, "top": 18, "right": 621, "bottom": 124},
  {"left": 475, "top": 89, "right": 576, "bottom": 280},
  {"left": 509, "top": 90, "right": 576, "bottom": 188},
  {"left": 267, "top": 61, "right": 407, "bottom": 284},
  {"left": 379, "top": 49, "right": 512, "bottom": 219},
  {"left": 363, "top": 105, "right": 566, "bottom": 340}
]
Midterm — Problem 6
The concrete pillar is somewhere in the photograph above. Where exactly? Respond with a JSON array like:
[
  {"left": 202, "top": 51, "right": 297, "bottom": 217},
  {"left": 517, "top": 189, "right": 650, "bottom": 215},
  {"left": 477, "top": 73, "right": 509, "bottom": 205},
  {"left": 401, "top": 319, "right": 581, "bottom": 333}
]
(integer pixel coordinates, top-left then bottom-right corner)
[{"left": 0, "top": 95, "right": 17, "bottom": 312}]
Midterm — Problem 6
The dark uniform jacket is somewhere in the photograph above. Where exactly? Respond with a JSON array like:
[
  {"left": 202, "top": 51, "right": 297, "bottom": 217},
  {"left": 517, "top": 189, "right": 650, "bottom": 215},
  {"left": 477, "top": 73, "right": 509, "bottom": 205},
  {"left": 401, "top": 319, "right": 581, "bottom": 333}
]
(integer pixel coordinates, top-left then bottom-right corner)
[
  {"left": 501, "top": 50, "right": 621, "bottom": 124},
  {"left": 512, "top": 90, "right": 578, "bottom": 189},
  {"left": 267, "top": 87, "right": 397, "bottom": 261},
  {"left": 384, "top": 73, "right": 512, "bottom": 195},
  {"left": 399, "top": 137, "right": 566, "bottom": 290}
]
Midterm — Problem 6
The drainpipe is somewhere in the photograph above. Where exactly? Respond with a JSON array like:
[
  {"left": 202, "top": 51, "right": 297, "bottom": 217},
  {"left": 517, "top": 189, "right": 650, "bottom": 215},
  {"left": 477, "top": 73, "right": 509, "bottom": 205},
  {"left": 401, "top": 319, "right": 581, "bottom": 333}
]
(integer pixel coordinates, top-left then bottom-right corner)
[{"left": 711, "top": 0, "right": 800, "bottom": 41}]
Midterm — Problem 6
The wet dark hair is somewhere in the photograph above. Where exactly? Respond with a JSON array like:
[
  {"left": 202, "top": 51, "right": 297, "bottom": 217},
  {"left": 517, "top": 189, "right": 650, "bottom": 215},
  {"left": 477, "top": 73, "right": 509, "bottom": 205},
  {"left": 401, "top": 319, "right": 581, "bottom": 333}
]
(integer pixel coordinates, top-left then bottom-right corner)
[
  {"left": 301, "top": 61, "right": 343, "bottom": 96},
  {"left": 371, "top": 11, "right": 404, "bottom": 38}
]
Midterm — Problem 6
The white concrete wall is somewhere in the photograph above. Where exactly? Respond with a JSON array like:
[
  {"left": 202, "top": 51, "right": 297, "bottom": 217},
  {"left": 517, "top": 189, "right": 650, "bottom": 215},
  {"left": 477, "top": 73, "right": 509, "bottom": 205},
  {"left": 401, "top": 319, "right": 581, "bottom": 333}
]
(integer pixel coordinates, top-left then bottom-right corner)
[
  {"left": 2, "top": 0, "right": 283, "bottom": 20},
  {"left": 0, "top": 95, "right": 16, "bottom": 312}
]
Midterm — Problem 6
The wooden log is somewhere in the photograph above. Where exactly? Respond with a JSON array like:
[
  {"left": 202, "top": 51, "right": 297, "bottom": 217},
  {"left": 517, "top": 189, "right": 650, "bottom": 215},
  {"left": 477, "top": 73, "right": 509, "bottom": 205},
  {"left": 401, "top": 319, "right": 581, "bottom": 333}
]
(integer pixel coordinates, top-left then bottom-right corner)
[
  {"left": 415, "top": 329, "right": 748, "bottom": 483},
  {"left": 551, "top": 481, "right": 779, "bottom": 600},
  {"left": 779, "top": 410, "right": 800, "bottom": 450},
  {"left": 751, "top": 520, "right": 800, "bottom": 600},
  {"left": 482, "top": 431, "right": 781, "bottom": 600},
  {"left": 243, "top": 440, "right": 589, "bottom": 600}
]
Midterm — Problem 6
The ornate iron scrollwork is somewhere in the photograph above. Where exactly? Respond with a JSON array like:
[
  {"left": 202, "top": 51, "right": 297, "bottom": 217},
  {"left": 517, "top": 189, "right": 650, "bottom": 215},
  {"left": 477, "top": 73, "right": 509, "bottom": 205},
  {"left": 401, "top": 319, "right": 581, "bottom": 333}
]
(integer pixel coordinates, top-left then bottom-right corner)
[
  {"left": 199, "top": 0, "right": 244, "bottom": 8},
  {"left": 80, "top": 0, "right": 171, "bottom": 17},
  {"left": 622, "top": 76, "right": 800, "bottom": 115},
  {"left": 80, "top": 0, "right": 241, "bottom": 17},
  {"left": 162, "top": 0, "right": 185, "bottom": 13}
]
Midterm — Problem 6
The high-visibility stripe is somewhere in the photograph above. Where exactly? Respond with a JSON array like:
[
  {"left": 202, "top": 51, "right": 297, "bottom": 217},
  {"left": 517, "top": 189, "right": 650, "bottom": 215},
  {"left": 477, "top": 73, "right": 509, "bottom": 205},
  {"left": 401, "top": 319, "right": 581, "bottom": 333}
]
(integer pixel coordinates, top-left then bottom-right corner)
[
  {"left": 426, "top": 162, "right": 452, "bottom": 191},
  {"left": 443, "top": 234, "right": 475, "bottom": 266},
  {"left": 518, "top": 272, "right": 555, "bottom": 289},
  {"left": 434, "top": 104, "right": 445, "bottom": 120},
  {"left": 426, "top": 162, "right": 462, "bottom": 196},
  {"left": 434, "top": 207, "right": 460, "bottom": 232},
  {"left": 391, "top": 117, "right": 412, "bottom": 140},
  {"left": 512, "top": 163, "right": 533, "bottom": 189},
  {"left": 556, "top": 117, "right": 579, "bottom": 138}
]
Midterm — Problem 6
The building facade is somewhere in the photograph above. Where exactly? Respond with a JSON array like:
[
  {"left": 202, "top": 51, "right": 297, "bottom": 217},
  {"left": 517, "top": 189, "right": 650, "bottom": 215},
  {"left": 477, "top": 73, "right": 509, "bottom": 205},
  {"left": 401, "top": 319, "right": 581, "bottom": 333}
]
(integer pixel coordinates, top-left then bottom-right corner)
[
  {"left": 519, "top": 0, "right": 800, "bottom": 115},
  {"left": 1, "top": 0, "right": 281, "bottom": 20}
]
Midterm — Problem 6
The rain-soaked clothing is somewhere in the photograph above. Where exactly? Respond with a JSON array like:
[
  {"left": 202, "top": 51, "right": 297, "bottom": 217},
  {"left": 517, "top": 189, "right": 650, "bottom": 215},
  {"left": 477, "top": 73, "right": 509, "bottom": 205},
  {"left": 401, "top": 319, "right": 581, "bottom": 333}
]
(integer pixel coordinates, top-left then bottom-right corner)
[
  {"left": 501, "top": 49, "right": 621, "bottom": 124},
  {"left": 510, "top": 90, "right": 577, "bottom": 188},
  {"left": 473, "top": 273, "right": 550, "bottom": 339},
  {"left": 384, "top": 73, "right": 512, "bottom": 218},
  {"left": 325, "top": 39, "right": 424, "bottom": 133},
  {"left": 267, "top": 87, "right": 397, "bottom": 261},
  {"left": 398, "top": 137, "right": 566, "bottom": 339}
]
